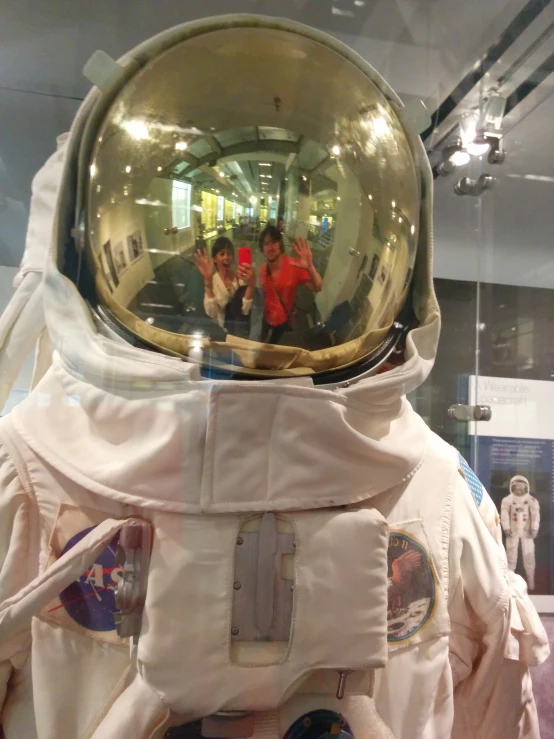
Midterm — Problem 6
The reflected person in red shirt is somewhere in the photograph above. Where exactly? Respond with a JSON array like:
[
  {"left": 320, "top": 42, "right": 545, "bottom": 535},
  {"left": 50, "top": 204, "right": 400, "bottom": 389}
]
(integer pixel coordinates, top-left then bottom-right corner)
[{"left": 259, "top": 225, "right": 323, "bottom": 344}]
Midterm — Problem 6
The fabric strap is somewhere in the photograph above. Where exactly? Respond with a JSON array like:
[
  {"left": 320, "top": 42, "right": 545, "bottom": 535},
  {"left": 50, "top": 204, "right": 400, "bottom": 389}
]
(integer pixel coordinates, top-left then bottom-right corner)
[{"left": 0, "top": 516, "right": 142, "bottom": 645}]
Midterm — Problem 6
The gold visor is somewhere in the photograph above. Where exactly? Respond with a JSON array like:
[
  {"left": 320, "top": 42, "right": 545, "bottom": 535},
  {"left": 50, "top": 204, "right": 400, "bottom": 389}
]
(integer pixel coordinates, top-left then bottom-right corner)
[{"left": 86, "top": 23, "right": 420, "bottom": 377}]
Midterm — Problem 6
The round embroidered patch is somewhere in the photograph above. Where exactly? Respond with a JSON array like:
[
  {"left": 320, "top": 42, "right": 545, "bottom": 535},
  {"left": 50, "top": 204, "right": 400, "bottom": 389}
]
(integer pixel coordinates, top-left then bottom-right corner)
[
  {"left": 58, "top": 526, "right": 122, "bottom": 632},
  {"left": 387, "top": 532, "right": 436, "bottom": 642}
]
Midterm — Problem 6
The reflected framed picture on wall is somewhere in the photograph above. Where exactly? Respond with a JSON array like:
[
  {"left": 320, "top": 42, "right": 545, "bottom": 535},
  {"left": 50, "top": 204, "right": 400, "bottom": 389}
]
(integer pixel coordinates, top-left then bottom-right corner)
[
  {"left": 369, "top": 254, "right": 379, "bottom": 280},
  {"left": 102, "top": 240, "right": 119, "bottom": 287},
  {"left": 113, "top": 241, "right": 127, "bottom": 275},
  {"left": 127, "top": 229, "right": 144, "bottom": 262}
]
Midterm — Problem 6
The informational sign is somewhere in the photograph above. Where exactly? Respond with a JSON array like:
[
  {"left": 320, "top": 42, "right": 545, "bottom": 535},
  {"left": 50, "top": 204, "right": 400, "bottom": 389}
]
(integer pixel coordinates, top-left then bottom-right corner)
[{"left": 469, "top": 376, "right": 554, "bottom": 610}]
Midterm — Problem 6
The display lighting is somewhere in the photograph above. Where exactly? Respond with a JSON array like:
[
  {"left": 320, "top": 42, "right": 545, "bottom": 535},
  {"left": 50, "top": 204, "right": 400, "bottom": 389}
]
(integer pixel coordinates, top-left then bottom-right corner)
[
  {"left": 175, "top": 141, "right": 188, "bottom": 151},
  {"left": 436, "top": 139, "right": 471, "bottom": 177},
  {"left": 125, "top": 165, "right": 132, "bottom": 174},
  {"left": 450, "top": 150, "right": 471, "bottom": 166},
  {"left": 219, "top": 171, "right": 225, "bottom": 178},
  {"left": 331, "top": 144, "right": 341, "bottom": 156},
  {"left": 460, "top": 114, "right": 490, "bottom": 157}
]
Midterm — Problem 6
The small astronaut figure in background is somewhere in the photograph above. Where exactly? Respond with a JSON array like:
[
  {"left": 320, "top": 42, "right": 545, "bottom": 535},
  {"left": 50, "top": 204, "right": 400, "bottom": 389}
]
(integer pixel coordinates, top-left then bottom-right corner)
[{"left": 501, "top": 475, "right": 540, "bottom": 590}]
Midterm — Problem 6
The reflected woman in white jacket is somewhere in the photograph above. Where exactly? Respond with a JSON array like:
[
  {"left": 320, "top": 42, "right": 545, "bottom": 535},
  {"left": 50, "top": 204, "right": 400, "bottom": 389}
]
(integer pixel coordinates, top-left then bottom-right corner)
[{"left": 195, "top": 236, "right": 255, "bottom": 329}]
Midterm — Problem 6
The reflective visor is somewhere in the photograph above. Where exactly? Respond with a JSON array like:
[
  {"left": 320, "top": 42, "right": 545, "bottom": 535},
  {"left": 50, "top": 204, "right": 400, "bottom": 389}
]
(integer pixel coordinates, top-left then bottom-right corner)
[{"left": 86, "top": 22, "right": 420, "bottom": 378}]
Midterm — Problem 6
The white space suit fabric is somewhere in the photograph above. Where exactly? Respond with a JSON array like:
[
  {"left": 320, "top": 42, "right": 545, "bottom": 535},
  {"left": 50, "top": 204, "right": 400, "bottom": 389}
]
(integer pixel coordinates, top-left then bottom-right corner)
[
  {"left": 501, "top": 476, "right": 540, "bottom": 590},
  {"left": 0, "top": 14, "right": 550, "bottom": 739}
]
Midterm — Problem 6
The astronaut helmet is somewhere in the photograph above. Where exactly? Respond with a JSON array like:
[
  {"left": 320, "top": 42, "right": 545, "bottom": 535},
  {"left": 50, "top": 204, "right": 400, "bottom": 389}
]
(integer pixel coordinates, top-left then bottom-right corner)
[
  {"left": 71, "top": 14, "right": 430, "bottom": 385},
  {"left": 510, "top": 475, "right": 530, "bottom": 497}
]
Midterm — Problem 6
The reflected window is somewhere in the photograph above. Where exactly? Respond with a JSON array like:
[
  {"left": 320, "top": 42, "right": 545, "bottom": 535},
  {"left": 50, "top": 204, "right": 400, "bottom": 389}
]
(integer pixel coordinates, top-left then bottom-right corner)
[
  {"left": 172, "top": 181, "right": 191, "bottom": 229},
  {"left": 492, "top": 319, "right": 535, "bottom": 371}
]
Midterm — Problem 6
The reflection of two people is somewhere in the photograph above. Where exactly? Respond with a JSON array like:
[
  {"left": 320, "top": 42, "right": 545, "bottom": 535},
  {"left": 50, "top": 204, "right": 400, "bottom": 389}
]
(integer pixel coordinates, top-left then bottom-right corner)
[
  {"left": 258, "top": 225, "right": 323, "bottom": 344},
  {"left": 195, "top": 236, "right": 255, "bottom": 329},
  {"left": 194, "top": 227, "right": 323, "bottom": 346}
]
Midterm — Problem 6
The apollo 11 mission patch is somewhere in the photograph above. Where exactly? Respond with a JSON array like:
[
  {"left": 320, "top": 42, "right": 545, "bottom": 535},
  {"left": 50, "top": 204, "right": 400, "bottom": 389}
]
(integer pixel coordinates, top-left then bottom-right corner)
[{"left": 387, "top": 530, "right": 436, "bottom": 643}]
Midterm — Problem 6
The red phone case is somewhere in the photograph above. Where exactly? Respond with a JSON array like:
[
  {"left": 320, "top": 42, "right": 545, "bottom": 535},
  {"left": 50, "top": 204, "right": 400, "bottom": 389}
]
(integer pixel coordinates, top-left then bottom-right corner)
[{"left": 238, "top": 247, "right": 252, "bottom": 266}]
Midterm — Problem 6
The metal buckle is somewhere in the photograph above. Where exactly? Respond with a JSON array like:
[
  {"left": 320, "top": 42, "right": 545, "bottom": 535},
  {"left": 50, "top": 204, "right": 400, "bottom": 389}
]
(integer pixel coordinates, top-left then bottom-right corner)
[
  {"left": 113, "top": 522, "right": 152, "bottom": 641},
  {"left": 231, "top": 512, "right": 295, "bottom": 642}
]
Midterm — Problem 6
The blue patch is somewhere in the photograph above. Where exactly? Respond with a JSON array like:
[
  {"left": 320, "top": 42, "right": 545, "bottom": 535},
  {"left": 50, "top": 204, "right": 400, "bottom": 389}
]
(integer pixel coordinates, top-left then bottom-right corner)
[
  {"left": 387, "top": 532, "right": 435, "bottom": 642},
  {"left": 459, "top": 453, "right": 484, "bottom": 507},
  {"left": 57, "top": 526, "right": 122, "bottom": 632}
]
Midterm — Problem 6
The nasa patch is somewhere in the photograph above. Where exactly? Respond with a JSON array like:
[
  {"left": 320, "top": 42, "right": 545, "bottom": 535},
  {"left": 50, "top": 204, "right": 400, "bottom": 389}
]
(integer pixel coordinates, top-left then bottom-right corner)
[
  {"left": 387, "top": 531, "right": 436, "bottom": 643},
  {"left": 48, "top": 526, "right": 123, "bottom": 632}
]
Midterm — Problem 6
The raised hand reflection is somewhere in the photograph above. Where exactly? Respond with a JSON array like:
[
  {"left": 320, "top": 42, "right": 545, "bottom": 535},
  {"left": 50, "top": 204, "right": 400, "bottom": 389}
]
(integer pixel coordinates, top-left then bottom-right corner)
[
  {"left": 194, "top": 237, "right": 255, "bottom": 338},
  {"left": 259, "top": 227, "right": 323, "bottom": 345}
]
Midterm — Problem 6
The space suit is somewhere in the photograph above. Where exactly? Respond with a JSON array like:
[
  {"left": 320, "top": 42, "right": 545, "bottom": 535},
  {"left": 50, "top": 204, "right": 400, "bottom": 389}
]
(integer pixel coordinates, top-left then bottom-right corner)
[
  {"left": 501, "top": 475, "right": 540, "bottom": 590},
  {"left": 0, "top": 14, "right": 549, "bottom": 739}
]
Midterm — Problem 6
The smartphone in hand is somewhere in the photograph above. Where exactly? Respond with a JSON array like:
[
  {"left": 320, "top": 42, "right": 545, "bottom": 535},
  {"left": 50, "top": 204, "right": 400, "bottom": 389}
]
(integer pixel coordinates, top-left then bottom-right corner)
[{"left": 237, "top": 246, "right": 252, "bottom": 267}]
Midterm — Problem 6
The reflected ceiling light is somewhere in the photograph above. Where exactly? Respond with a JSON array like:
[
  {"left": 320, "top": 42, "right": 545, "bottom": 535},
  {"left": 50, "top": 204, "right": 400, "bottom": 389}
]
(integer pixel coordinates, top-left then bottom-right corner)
[
  {"left": 125, "top": 165, "right": 132, "bottom": 174},
  {"left": 216, "top": 190, "right": 220, "bottom": 194},
  {"left": 331, "top": 144, "right": 341, "bottom": 156},
  {"left": 90, "top": 164, "right": 97, "bottom": 178},
  {"left": 249, "top": 196, "right": 258, "bottom": 205},
  {"left": 336, "top": 196, "right": 341, "bottom": 201},
  {"left": 219, "top": 171, "right": 225, "bottom": 178},
  {"left": 354, "top": 0, "right": 365, "bottom": 5},
  {"left": 371, "top": 116, "right": 388, "bottom": 136},
  {"left": 135, "top": 198, "right": 165, "bottom": 206},
  {"left": 410, "top": 225, "right": 415, "bottom": 235},
  {"left": 332, "top": 6, "right": 354, "bottom": 16},
  {"left": 175, "top": 141, "right": 188, "bottom": 151},
  {"left": 146, "top": 317, "right": 155, "bottom": 325},
  {"left": 301, "top": 175, "right": 307, "bottom": 181},
  {"left": 157, "top": 166, "right": 163, "bottom": 172},
  {"left": 368, "top": 194, "right": 372, "bottom": 200},
  {"left": 398, "top": 217, "right": 403, "bottom": 223},
  {"left": 391, "top": 200, "right": 396, "bottom": 207},
  {"left": 260, "top": 174, "right": 273, "bottom": 179},
  {"left": 122, "top": 119, "right": 150, "bottom": 140},
  {"left": 259, "top": 163, "right": 271, "bottom": 167}
]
